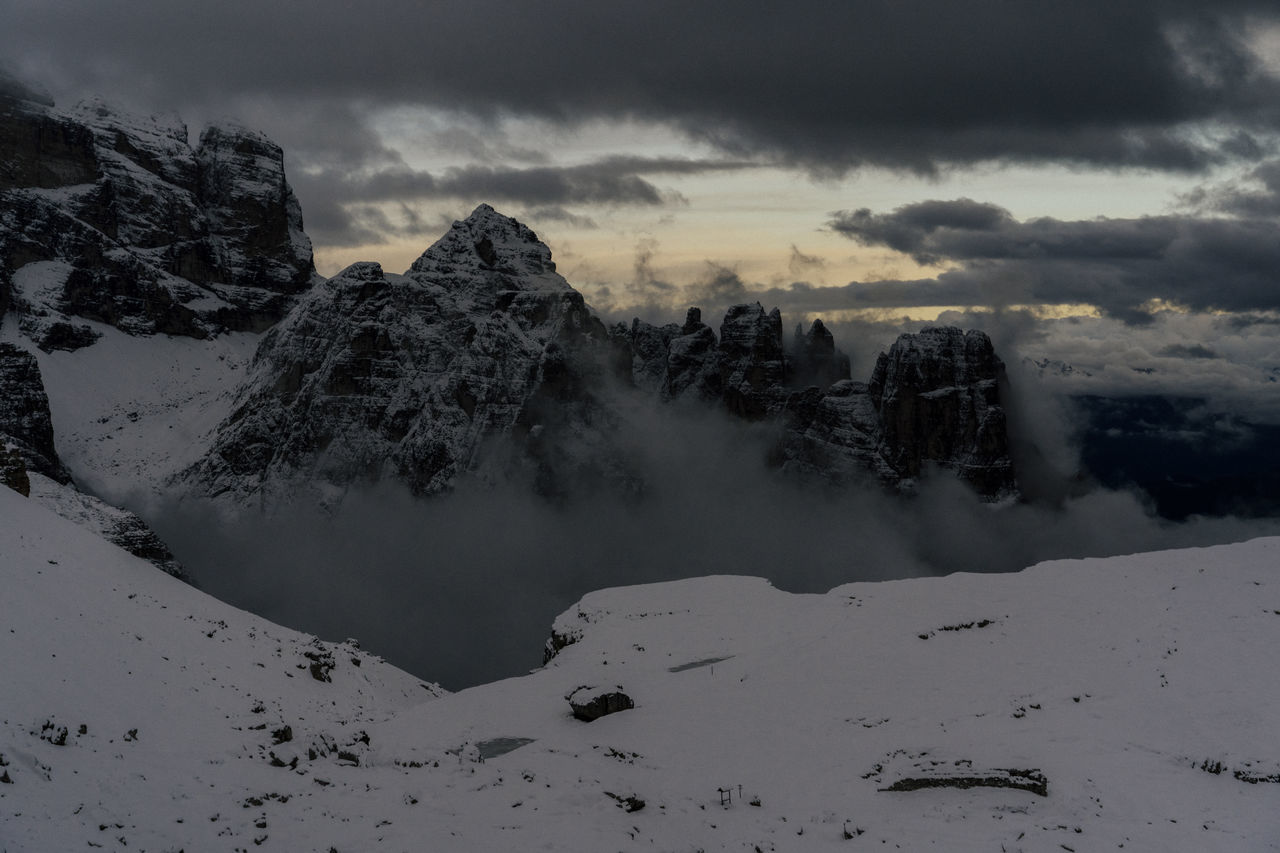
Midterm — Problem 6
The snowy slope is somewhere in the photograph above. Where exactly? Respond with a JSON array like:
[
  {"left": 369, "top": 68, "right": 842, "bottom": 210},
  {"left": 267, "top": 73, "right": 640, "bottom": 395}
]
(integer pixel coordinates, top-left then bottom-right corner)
[
  {"left": 0, "top": 487, "right": 442, "bottom": 852},
  {"left": 3, "top": 481, "right": 1278, "bottom": 851},
  {"left": 0, "top": 314, "right": 256, "bottom": 500}
]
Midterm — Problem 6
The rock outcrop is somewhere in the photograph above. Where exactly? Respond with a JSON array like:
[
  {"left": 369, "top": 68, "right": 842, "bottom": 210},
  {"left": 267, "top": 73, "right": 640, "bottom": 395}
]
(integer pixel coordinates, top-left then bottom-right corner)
[
  {"left": 0, "top": 342, "right": 71, "bottom": 483},
  {"left": 0, "top": 82, "right": 317, "bottom": 348}
]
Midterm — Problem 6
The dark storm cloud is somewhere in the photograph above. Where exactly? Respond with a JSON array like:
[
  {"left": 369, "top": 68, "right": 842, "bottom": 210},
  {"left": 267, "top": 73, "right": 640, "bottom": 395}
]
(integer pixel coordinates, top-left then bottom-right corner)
[
  {"left": 1158, "top": 343, "right": 1221, "bottom": 359},
  {"left": 6, "top": 1, "right": 1280, "bottom": 174},
  {"left": 827, "top": 198, "right": 1280, "bottom": 322},
  {"left": 331, "top": 157, "right": 752, "bottom": 206},
  {"left": 1183, "top": 157, "right": 1280, "bottom": 217},
  {"left": 291, "top": 156, "right": 752, "bottom": 245}
]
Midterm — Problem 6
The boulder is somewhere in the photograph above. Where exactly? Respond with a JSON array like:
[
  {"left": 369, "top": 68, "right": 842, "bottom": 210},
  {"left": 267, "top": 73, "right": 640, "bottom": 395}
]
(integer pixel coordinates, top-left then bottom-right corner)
[{"left": 567, "top": 686, "right": 635, "bottom": 722}]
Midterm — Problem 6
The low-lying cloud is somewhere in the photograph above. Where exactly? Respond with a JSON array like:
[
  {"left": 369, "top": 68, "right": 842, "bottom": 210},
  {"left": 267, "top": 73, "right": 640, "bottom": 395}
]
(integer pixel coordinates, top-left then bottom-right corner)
[{"left": 145, "top": 401, "right": 1280, "bottom": 692}]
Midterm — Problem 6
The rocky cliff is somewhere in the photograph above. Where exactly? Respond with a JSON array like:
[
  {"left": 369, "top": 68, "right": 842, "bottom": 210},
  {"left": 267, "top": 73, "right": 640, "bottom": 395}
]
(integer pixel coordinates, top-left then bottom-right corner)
[
  {"left": 610, "top": 300, "right": 1014, "bottom": 496},
  {"left": 183, "top": 205, "right": 1016, "bottom": 505},
  {"left": 0, "top": 83, "right": 317, "bottom": 350}
]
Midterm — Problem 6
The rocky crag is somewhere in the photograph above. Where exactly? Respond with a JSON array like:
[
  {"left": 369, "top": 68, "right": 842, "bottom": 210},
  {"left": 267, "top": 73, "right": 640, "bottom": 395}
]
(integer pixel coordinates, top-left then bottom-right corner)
[
  {"left": 0, "top": 77, "right": 318, "bottom": 351},
  {"left": 613, "top": 304, "right": 1013, "bottom": 496},
  {"left": 184, "top": 205, "right": 1016, "bottom": 505}
]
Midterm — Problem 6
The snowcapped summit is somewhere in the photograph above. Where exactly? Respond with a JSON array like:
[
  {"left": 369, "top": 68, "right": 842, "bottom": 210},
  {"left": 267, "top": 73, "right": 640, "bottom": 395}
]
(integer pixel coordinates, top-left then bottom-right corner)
[
  {"left": 178, "top": 212, "right": 609, "bottom": 505},
  {"left": 408, "top": 203, "right": 564, "bottom": 286}
]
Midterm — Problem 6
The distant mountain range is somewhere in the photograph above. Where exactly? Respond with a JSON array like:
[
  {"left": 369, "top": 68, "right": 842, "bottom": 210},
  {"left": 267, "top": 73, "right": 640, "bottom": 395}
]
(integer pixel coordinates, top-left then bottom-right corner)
[{"left": 1, "top": 84, "right": 1016, "bottom": 550}]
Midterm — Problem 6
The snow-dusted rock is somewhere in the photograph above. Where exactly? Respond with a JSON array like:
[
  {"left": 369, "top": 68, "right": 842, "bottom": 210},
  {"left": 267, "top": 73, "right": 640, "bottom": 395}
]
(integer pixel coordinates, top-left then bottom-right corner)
[
  {"left": 181, "top": 206, "right": 621, "bottom": 504},
  {"left": 0, "top": 342, "right": 70, "bottom": 483},
  {"left": 0, "top": 85, "right": 317, "bottom": 346},
  {"left": 566, "top": 686, "right": 635, "bottom": 722},
  {"left": 180, "top": 204, "right": 1016, "bottom": 505},
  {"left": 717, "top": 302, "right": 788, "bottom": 419},
  {"left": 869, "top": 326, "right": 1014, "bottom": 496},
  {"left": 662, "top": 306, "right": 722, "bottom": 401}
]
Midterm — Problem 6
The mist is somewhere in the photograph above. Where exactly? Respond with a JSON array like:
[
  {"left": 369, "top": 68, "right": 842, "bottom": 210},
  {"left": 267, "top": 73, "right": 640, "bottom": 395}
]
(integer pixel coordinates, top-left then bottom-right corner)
[{"left": 146, "top": 402, "right": 1280, "bottom": 692}]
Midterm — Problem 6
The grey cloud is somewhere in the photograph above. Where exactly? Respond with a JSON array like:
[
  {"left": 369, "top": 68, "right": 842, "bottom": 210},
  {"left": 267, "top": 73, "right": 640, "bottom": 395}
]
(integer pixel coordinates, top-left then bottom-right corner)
[
  {"left": 1159, "top": 343, "right": 1221, "bottom": 359},
  {"left": 788, "top": 245, "right": 826, "bottom": 277},
  {"left": 337, "top": 157, "right": 751, "bottom": 206},
  {"left": 689, "top": 263, "right": 750, "bottom": 306},
  {"left": 827, "top": 198, "right": 1280, "bottom": 321},
  {"left": 1184, "top": 157, "right": 1280, "bottom": 217},
  {"left": 524, "top": 207, "right": 598, "bottom": 229},
  {"left": 296, "top": 156, "right": 752, "bottom": 246},
  {"left": 6, "top": 2, "right": 1280, "bottom": 174}
]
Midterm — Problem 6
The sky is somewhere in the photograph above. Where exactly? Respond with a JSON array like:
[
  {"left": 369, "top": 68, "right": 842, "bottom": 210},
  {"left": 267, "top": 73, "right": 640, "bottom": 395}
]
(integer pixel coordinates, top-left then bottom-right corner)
[{"left": 3, "top": 1, "right": 1280, "bottom": 415}]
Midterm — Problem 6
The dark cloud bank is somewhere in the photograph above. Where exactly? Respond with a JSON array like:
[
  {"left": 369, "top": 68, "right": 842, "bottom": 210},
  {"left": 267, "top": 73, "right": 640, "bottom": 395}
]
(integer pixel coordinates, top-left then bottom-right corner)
[
  {"left": 148, "top": 403, "right": 1280, "bottom": 691},
  {"left": 8, "top": 1, "right": 1279, "bottom": 172},
  {"left": 6, "top": 2, "right": 1280, "bottom": 247},
  {"left": 826, "top": 194, "right": 1280, "bottom": 323}
]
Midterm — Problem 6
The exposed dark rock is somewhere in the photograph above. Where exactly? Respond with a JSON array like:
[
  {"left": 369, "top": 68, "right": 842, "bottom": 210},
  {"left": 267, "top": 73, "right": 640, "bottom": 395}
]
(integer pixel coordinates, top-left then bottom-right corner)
[
  {"left": 664, "top": 307, "right": 722, "bottom": 402},
  {"left": 0, "top": 342, "right": 189, "bottom": 578},
  {"left": 0, "top": 444, "right": 31, "bottom": 496},
  {"left": 542, "top": 627, "right": 583, "bottom": 665},
  {"left": 604, "top": 791, "right": 646, "bottom": 812},
  {"left": 790, "top": 319, "right": 851, "bottom": 389},
  {"left": 610, "top": 306, "right": 1016, "bottom": 497},
  {"left": 879, "top": 767, "right": 1047, "bottom": 797},
  {"left": 0, "top": 91, "right": 318, "bottom": 344},
  {"left": 181, "top": 204, "right": 1016, "bottom": 504},
  {"left": 718, "top": 303, "right": 788, "bottom": 419},
  {"left": 32, "top": 320, "right": 101, "bottom": 353},
  {"left": 0, "top": 342, "right": 70, "bottom": 483},
  {"left": 101, "top": 514, "right": 188, "bottom": 581},
  {"left": 567, "top": 687, "right": 634, "bottom": 722},
  {"left": 868, "top": 327, "right": 1015, "bottom": 496}
]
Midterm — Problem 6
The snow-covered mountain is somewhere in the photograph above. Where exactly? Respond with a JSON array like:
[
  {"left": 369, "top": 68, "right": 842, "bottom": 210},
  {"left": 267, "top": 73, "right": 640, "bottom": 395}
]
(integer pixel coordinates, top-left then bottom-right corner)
[
  {"left": 0, "top": 79, "right": 315, "bottom": 566},
  {"left": 2, "top": 80, "right": 1016, "bottom": 513},
  {"left": 178, "top": 203, "right": 1016, "bottom": 507},
  {"left": 3, "top": 483, "right": 1277, "bottom": 851},
  {"left": 3, "top": 82, "right": 1278, "bottom": 852},
  {"left": 0, "top": 78, "right": 317, "bottom": 349}
]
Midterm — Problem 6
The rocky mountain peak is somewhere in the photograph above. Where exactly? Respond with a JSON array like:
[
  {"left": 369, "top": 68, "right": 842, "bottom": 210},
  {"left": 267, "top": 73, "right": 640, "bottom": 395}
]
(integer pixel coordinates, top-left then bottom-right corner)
[{"left": 409, "top": 203, "right": 560, "bottom": 284}]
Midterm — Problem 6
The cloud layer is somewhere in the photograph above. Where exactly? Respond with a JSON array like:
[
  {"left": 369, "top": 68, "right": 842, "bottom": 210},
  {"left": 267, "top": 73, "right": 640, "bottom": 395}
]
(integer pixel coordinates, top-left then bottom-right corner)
[
  {"left": 827, "top": 186, "right": 1280, "bottom": 322},
  {"left": 6, "top": 1, "right": 1279, "bottom": 174}
]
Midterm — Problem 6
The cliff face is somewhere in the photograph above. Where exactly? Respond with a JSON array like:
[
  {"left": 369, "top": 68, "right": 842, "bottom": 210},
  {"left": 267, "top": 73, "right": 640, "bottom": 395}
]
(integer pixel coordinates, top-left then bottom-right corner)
[
  {"left": 0, "top": 342, "right": 70, "bottom": 484},
  {"left": 0, "top": 88, "right": 317, "bottom": 350},
  {"left": 869, "top": 327, "right": 1014, "bottom": 496}
]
